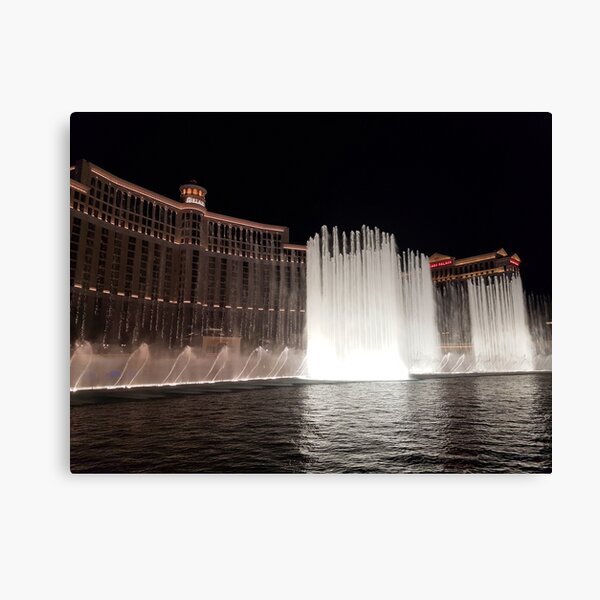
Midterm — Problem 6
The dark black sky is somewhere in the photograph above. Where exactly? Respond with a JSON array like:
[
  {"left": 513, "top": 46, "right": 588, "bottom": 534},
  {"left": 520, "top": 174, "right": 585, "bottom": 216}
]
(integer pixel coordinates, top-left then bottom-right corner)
[{"left": 71, "top": 112, "right": 551, "bottom": 294}]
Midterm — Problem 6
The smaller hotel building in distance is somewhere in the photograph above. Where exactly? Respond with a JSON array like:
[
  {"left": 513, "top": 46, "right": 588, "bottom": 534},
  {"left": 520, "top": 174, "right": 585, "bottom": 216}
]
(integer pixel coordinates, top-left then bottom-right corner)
[
  {"left": 429, "top": 248, "right": 529, "bottom": 352},
  {"left": 428, "top": 248, "right": 522, "bottom": 284},
  {"left": 70, "top": 160, "right": 307, "bottom": 351}
]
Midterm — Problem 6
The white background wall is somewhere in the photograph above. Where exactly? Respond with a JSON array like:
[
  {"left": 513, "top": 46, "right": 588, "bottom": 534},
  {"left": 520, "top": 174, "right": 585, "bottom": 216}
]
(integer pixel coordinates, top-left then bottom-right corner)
[{"left": 1, "top": 1, "right": 597, "bottom": 599}]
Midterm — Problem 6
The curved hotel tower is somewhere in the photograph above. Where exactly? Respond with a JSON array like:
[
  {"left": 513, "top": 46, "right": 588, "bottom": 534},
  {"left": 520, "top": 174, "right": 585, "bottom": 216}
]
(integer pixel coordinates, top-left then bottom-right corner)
[{"left": 70, "top": 160, "right": 307, "bottom": 351}]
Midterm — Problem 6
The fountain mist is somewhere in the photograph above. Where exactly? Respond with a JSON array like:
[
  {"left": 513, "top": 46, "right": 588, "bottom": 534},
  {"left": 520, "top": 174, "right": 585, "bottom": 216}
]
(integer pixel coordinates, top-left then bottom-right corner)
[
  {"left": 467, "top": 274, "right": 535, "bottom": 372},
  {"left": 306, "top": 226, "right": 440, "bottom": 380},
  {"left": 398, "top": 251, "right": 441, "bottom": 373}
]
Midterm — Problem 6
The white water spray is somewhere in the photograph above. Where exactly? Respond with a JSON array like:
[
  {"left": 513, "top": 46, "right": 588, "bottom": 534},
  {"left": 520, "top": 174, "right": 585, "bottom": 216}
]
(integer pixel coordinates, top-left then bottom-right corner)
[
  {"left": 71, "top": 341, "right": 94, "bottom": 389},
  {"left": 267, "top": 347, "right": 289, "bottom": 378},
  {"left": 115, "top": 343, "right": 150, "bottom": 387},
  {"left": 236, "top": 346, "right": 263, "bottom": 380},
  {"left": 467, "top": 274, "right": 534, "bottom": 371},
  {"left": 205, "top": 346, "right": 229, "bottom": 381},
  {"left": 306, "top": 226, "right": 442, "bottom": 380},
  {"left": 162, "top": 345, "right": 192, "bottom": 384},
  {"left": 127, "top": 345, "right": 150, "bottom": 386}
]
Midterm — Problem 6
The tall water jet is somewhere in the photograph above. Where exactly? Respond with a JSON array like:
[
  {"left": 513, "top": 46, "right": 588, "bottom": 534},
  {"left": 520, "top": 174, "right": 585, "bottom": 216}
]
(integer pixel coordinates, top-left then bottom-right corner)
[
  {"left": 527, "top": 293, "right": 552, "bottom": 370},
  {"left": 468, "top": 274, "right": 534, "bottom": 371},
  {"left": 398, "top": 251, "right": 441, "bottom": 373},
  {"left": 306, "top": 226, "right": 409, "bottom": 381},
  {"left": 436, "top": 281, "right": 471, "bottom": 354}
]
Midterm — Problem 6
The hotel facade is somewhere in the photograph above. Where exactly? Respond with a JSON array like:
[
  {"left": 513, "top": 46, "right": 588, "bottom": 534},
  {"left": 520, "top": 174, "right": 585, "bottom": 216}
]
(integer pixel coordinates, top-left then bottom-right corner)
[
  {"left": 428, "top": 248, "right": 522, "bottom": 284},
  {"left": 70, "top": 160, "right": 307, "bottom": 351},
  {"left": 70, "top": 160, "right": 531, "bottom": 353}
]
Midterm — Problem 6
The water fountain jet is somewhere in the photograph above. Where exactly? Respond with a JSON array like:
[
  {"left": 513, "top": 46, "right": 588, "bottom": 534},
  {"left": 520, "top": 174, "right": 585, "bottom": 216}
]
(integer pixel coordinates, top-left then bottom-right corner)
[{"left": 306, "top": 227, "right": 395, "bottom": 380}]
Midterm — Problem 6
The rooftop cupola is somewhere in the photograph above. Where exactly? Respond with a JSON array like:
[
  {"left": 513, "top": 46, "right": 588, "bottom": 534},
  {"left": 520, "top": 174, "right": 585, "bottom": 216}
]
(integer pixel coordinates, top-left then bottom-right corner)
[{"left": 179, "top": 180, "right": 208, "bottom": 208}]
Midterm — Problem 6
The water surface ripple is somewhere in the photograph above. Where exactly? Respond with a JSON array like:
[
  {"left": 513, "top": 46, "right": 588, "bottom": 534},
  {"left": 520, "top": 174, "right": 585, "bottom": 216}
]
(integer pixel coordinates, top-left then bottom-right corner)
[{"left": 71, "top": 373, "right": 551, "bottom": 473}]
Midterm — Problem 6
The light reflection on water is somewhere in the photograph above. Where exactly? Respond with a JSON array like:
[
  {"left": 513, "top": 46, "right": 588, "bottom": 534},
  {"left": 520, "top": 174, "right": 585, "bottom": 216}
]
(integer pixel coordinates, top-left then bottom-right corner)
[{"left": 71, "top": 373, "right": 551, "bottom": 473}]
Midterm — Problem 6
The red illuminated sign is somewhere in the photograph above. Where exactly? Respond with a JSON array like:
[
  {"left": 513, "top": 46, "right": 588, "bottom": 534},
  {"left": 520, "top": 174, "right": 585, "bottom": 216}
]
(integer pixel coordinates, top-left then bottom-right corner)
[
  {"left": 509, "top": 259, "right": 521, "bottom": 266},
  {"left": 430, "top": 259, "right": 453, "bottom": 268}
]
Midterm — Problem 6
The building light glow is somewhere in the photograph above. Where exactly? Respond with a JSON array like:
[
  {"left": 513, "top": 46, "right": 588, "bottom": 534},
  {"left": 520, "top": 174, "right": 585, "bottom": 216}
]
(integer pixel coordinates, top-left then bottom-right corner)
[
  {"left": 430, "top": 259, "right": 453, "bottom": 268},
  {"left": 72, "top": 160, "right": 308, "bottom": 349},
  {"left": 185, "top": 197, "right": 206, "bottom": 207}
]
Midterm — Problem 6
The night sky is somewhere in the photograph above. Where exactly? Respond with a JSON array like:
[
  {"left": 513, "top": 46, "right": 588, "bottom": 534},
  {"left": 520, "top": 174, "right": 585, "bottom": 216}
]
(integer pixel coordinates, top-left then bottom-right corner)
[{"left": 71, "top": 113, "right": 551, "bottom": 294}]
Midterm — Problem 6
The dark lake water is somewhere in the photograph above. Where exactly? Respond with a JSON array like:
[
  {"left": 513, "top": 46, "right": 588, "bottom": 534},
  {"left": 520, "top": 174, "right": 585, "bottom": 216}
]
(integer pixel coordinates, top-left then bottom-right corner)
[{"left": 70, "top": 373, "right": 551, "bottom": 473}]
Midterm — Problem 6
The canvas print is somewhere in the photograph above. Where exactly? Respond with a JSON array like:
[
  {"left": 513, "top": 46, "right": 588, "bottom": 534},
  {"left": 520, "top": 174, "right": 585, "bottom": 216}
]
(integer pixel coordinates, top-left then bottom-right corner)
[{"left": 70, "top": 112, "right": 551, "bottom": 473}]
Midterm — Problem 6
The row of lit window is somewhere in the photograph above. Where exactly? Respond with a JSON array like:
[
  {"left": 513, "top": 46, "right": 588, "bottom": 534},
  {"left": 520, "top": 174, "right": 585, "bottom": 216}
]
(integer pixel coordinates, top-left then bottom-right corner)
[
  {"left": 73, "top": 189, "right": 307, "bottom": 262},
  {"left": 79, "top": 182, "right": 307, "bottom": 262},
  {"left": 72, "top": 191, "right": 178, "bottom": 243}
]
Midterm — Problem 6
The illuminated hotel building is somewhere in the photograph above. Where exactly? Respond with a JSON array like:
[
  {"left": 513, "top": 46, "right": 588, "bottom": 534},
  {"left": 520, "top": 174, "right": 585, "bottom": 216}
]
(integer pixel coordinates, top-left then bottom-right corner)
[
  {"left": 428, "top": 248, "right": 522, "bottom": 284},
  {"left": 70, "top": 160, "right": 306, "bottom": 350},
  {"left": 430, "top": 248, "right": 527, "bottom": 351}
]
